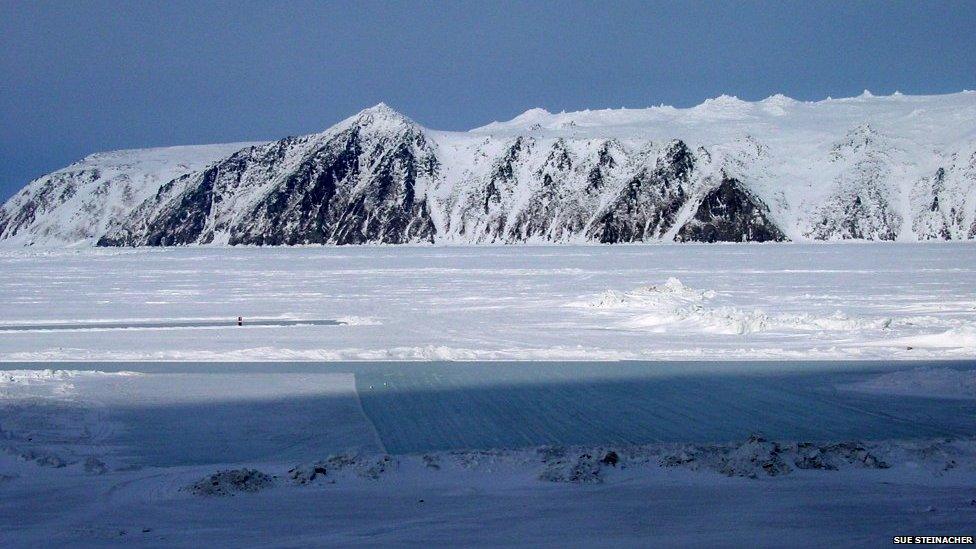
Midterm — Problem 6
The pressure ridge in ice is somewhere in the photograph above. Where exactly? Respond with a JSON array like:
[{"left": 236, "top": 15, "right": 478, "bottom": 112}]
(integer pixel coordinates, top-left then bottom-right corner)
[{"left": 581, "top": 277, "right": 896, "bottom": 335}]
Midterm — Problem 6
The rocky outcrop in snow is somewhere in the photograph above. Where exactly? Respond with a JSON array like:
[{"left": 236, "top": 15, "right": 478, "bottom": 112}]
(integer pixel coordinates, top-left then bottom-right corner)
[
  {"left": 586, "top": 140, "right": 694, "bottom": 243},
  {"left": 3, "top": 91, "right": 976, "bottom": 246},
  {"left": 674, "top": 177, "right": 786, "bottom": 242}
]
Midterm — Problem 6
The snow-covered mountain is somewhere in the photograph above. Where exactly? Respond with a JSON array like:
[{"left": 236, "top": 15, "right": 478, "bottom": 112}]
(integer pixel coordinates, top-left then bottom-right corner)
[
  {"left": 3, "top": 91, "right": 975, "bottom": 247},
  {"left": 0, "top": 143, "right": 258, "bottom": 246}
]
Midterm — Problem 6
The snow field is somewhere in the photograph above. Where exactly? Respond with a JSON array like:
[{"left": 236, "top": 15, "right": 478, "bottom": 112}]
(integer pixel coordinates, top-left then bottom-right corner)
[
  {"left": 0, "top": 243, "right": 972, "bottom": 361},
  {"left": 1, "top": 242, "right": 975, "bottom": 545}
]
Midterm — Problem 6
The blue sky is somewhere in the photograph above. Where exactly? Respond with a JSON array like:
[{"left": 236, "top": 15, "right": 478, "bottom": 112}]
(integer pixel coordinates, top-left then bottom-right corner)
[{"left": 2, "top": 0, "right": 975, "bottom": 201}]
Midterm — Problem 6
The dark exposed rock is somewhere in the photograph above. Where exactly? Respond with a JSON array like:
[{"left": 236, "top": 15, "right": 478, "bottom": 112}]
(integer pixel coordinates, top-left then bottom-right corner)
[
  {"left": 230, "top": 126, "right": 437, "bottom": 245},
  {"left": 675, "top": 178, "right": 788, "bottom": 243},
  {"left": 585, "top": 141, "right": 618, "bottom": 195},
  {"left": 288, "top": 462, "right": 329, "bottom": 485},
  {"left": 95, "top": 130, "right": 793, "bottom": 247},
  {"left": 422, "top": 454, "right": 441, "bottom": 470},
  {"left": 539, "top": 451, "right": 605, "bottom": 483},
  {"left": 451, "top": 136, "right": 532, "bottom": 241},
  {"left": 818, "top": 441, "right": 889, "bottom": 469},
  {"left": 913, "top": 161, "right": 976, "bottom": 240},
  {"left": 353, "top": 454, "right": 396, "bottom": 480},
  {"left": 716, "top": 433, "right": 792, "bottom": 478},
  {"left": 506, "top": 140, "right": 575, "bottom": 241},
  {"left": 100, "top": 106, "right": 437, "bottom": 246},
  {"left": 309, "top": 453, "right": 397, "bottom": 479},
  {"left": 536, "top": 445, "right": 567, "bottom": 462},
  {"left": 84, "top": 456, "right": 109, "bottom": 475},
  {"left": 96, "top": 167, "right": 218, "bottom": 247},
  {"left": 660, "top": 436, "right": 890, "bottom": 478},
  {"left": 186, "top": 468, "right": 274, "bottom": 496},
  {"left": 145, "top": 168, "right": 219, "bottom": 246},
  {"left": 587, "top": 140, "right": 694, "bottom": 243},
  {"left": 792, "top": 443, "right": 837, "bottom": 470}
]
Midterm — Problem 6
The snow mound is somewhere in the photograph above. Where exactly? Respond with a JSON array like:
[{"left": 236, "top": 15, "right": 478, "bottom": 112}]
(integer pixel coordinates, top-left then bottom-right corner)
[
  {"left": 271, "top": 436, "right": 910, "bottom": 485},
  {"left": 12, "top": 448, "right": 69, "bottom": 468},
  {"left": 287, "top": 462, "right": 329, "bottom": 485},
  {"left": 625, "top": 305, "right": 770, "bottom": 335},
  {"left": 889, "top": 326, "right": 976, "bottom": 349},
  {"left": 537, "top": 446, "right": 620, "bottom": 484},
  {"left": 288, "top": 453, "right": 396, "bottom": 482},
  {"left": 584, "top": 278, "right": 890, "bottom": 336},
  {"left": 660, "top": 435, "right": 889, "bottom": 478},
  {"left": 721, "top": 436, "right": 793, "bottom": 477},
  {"left": 186, "top": 468, "right": 275, "bottom": 496},
  {"left": 777, "top": 311, "right": 893, "bottom": 331},
  {"left": 589, "top": 277, "right": 717, "bottom": 308},
  {"left": 0, "top": 369, "right": 142, "bottom": 400},
  {"left": 842, "top": 368, "right": 976, "bottom": 400},
  {"left": 586, "top": 278, "right": 763, "bottom": 335},
  {"left": 0, "top": 369, "right": 140, "bottom": 385},
  {"left": 0, "top": 369, "right": 77, "bottom": 385},
  {"left": 334, "top": 316, "right": 381, "bottom": 326}
]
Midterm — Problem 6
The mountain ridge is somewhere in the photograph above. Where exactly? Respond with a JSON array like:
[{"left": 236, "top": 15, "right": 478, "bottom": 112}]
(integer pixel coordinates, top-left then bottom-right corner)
[{"left": 2, "top": 92, "right": 975, "bottom": 246}]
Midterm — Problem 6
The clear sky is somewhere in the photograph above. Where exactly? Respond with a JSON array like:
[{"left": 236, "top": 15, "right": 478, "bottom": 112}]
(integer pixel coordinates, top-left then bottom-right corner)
[{"left": 2, "top": 0, "right": 975, "bottom": 201}]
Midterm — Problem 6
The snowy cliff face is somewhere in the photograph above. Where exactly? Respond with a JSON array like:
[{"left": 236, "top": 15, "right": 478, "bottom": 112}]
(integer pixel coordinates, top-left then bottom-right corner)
[
  {"left": 0, "top": 144, "right": 253, "bottom": 246},
  {"left": 585, "top": 140, "right": 695, "bottom": 243},
  {"left": 805, "top": 125, "right": 902, "bottom": 240},
  {"left": 911, "top": 143, "right": 976, "bottom": 240},
  {"left": 3, "top": 91, "right": 976, "bottom": 246},
  {"left": 98, "top": 105, "right": 437, "bottom": 246}
]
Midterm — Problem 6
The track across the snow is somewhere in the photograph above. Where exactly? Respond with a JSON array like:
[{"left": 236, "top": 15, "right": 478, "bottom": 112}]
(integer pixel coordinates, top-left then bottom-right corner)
[{"left": 0, "top": 318, "right": 342, "bottom": 332}]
